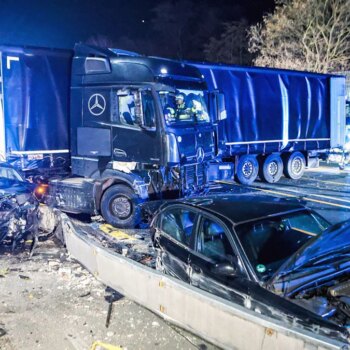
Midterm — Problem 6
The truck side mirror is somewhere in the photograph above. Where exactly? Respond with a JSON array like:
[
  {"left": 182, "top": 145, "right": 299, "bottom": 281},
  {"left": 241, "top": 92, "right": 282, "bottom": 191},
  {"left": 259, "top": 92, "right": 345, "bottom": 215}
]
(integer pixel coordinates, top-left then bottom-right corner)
[{"left": 217, "top": 93, "right": 227, "bottom": 121}]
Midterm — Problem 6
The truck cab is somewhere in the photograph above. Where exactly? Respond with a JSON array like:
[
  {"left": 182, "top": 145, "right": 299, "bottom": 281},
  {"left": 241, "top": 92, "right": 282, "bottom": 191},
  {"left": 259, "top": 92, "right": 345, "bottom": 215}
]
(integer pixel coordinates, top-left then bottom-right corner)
[{"left": 52, "top": 45, "right": 232, "bottom": 227}]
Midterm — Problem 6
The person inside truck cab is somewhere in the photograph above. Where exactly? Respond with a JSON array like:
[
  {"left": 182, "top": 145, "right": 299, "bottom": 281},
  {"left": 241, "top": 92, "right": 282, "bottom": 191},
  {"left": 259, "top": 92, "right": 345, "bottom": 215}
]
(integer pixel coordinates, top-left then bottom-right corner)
[
  {"left": 175, "top": 92, "right": 192, "bottom": 120},
  {"left": 119, "top": 94, "right": 136, "bottom": 126}
]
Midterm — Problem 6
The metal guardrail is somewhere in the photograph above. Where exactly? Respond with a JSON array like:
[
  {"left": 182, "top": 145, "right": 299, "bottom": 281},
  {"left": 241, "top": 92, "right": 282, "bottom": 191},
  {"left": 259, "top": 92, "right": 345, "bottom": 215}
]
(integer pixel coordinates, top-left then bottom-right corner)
[{"left": 61, "top": 214, "right": 349, "bottom": 350}]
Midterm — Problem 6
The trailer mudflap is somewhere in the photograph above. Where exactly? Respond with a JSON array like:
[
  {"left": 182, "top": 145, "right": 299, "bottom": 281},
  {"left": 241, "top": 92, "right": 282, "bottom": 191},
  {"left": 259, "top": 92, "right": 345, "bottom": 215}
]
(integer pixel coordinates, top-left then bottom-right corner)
[{"left": 61, "top": 213, "right": 349, "bottom": 350}]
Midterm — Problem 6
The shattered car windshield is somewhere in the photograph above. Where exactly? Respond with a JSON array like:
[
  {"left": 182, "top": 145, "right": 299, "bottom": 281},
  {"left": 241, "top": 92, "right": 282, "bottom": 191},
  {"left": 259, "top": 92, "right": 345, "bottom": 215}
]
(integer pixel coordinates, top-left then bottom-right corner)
[
  {"left": 159, "top": 89, "right": 210, "bottom": 126},
  {"left": 235, "top": 210, "right": 330, "bottom": 280}
]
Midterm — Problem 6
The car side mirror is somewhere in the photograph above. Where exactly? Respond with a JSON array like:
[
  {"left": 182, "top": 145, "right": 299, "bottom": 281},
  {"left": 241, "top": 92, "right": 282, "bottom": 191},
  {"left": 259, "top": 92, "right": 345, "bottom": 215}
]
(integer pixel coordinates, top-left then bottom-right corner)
[{"left": 211, "top": 262, "right": 238, "bottom": 277}]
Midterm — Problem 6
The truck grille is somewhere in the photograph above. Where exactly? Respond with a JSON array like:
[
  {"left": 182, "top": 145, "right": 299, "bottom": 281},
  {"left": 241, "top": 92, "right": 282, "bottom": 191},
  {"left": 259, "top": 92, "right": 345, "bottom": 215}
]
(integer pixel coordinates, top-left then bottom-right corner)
[{"left": 183, "top": 163, "right": 206, "bottom": 191}]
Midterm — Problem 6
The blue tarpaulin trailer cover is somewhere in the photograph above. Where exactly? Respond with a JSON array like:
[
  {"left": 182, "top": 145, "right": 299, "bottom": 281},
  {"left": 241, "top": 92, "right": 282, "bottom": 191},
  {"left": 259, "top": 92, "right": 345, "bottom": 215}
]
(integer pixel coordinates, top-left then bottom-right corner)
[
  {"left": 0, "top": 46, "right": 72, "bottom": 171},
  {"left": 192, "top": 63, "right": 346, "bottom": 155}
]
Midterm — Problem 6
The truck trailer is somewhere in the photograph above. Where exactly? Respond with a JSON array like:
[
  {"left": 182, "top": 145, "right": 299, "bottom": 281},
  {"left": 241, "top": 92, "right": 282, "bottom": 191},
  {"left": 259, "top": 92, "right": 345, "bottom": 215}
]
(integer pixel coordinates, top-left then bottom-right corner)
[
  {"left": 193, "top": 62, "right": 346, "bottom": 184},
  {"left": 0, "top": 44, "right": 346, "bottom": 227}
]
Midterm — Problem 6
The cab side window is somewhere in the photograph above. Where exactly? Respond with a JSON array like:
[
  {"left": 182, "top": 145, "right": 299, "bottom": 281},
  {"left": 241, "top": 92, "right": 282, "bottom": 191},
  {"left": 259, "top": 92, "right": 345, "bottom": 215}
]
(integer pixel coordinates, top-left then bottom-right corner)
[
  {"left": 196, "top": 218, "right": 234, "bottom": 263},
  {"left": 161, "top": 208, "right": 197, "bottom": 246},
  {"left": 118, "top": 92, "right": 140, "bottom": 128}
]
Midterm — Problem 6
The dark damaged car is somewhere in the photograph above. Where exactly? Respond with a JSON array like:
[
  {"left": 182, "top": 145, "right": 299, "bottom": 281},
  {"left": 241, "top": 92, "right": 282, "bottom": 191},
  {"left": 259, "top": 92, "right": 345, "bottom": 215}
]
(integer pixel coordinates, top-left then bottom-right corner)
[
  {"left": 0, "top": 162, "right": 39, "bottom": 248},
  {"left": 151, "top": 194, "right": 350, "bottom": 338}
]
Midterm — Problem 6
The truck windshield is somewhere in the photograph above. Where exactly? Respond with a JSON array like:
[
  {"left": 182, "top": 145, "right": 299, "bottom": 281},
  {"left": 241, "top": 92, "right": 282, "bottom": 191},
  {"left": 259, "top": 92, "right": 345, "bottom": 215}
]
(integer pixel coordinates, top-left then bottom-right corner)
[
  {"left": 159, "top": 89, "right": 210, "bottom": 126},
  {"left": 235, "top": 210, "right": 330, "bottom": 280}
]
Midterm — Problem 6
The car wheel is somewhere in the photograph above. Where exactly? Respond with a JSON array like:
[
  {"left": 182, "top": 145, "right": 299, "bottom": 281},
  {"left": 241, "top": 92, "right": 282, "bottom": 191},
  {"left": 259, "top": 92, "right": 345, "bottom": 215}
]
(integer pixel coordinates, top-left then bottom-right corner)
[
  {"left": 259, "top": 154, "right": 283, "bottom": 183},
  {"left": 283, "top": 152, "right": 306, "bottom": 180},
  {"left": 101, "top": 184, "right": 141, "bottom": 228},
  {"left": 235, "top": 155, "right": 259, "bottom": 185}
]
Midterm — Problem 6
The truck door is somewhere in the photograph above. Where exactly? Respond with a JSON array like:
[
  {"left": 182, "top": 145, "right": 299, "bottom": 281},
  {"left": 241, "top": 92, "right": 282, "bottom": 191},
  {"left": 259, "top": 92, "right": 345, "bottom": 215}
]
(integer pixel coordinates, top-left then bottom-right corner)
[{"left": 111, "top": 88, "right": 161, "bottom": 163}]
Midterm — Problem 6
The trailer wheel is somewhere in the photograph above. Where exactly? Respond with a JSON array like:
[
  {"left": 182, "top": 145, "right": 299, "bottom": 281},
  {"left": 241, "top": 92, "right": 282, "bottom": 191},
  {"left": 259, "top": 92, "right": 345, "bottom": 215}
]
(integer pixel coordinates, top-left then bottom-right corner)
[
  {"left": 101, "top": 184, "right": 141, "bottom": 228},
  {"left": 235, "top": 155, "right": 259, "bottom": 185},
  {"left": 259, "top": 154, "right": 283, "bottom": 183},
  {"left": 283, "top": 152, "right": 305, "bottom": 180}
]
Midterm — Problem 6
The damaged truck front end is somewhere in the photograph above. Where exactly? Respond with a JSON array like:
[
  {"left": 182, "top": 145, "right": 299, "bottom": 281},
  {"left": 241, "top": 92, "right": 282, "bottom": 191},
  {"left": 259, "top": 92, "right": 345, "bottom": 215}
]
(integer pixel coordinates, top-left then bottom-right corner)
[{"left": 50, "top": 45, "right": 233, "bottom": 228}]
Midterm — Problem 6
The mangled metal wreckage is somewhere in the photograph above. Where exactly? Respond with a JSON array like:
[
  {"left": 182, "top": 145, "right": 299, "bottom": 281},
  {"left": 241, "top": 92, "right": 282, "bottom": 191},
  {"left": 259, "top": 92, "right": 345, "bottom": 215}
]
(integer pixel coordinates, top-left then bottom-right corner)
[{"left": 0, "top": 162, "right": 39, "bottom": 249}]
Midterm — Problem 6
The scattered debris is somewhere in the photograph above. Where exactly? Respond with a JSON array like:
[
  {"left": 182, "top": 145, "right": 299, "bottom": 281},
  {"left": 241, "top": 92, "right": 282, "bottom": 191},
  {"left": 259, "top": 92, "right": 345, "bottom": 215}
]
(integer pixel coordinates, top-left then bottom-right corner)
[
  {"left": 0, "top": 268, "right": 8, "bottom": 278},
  {"left": 18, "top": 275, "right": 30, "bottom": 280},
  {"left": 0, "top": 328, "right": 6, "bottom": 338},
  {"left": 105, "top": 288, "right": 123, "bottom": 329},
  {"left": 89, "top": 341, "right": 123, "bottom": 350}
]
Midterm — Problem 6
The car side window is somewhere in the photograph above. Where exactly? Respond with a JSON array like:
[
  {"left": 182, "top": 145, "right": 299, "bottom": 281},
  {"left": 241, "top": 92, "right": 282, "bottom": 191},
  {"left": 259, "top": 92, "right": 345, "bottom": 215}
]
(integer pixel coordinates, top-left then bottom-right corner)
[
  {"left": 161, "top": 208, "right": 196, "bottom": 246},
  {"left": 196, "top": 218, "right": 234, "bottom": 263}
]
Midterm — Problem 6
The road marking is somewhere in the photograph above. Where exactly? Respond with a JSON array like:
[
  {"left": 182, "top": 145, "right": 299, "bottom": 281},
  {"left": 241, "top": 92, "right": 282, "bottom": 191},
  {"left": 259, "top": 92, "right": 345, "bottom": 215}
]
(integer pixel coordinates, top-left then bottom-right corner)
[
  {"left": 99, "top": 224, "right": 136, "bottom": 241},
  {"left": 302, "top": 177, "right": 350, "bottom": 187},
  {"left": 251, "top": 186, "right": 350, "bottom": 210},
  {"left": 251, "top": 185, "right": 350, "bottom": 204}
]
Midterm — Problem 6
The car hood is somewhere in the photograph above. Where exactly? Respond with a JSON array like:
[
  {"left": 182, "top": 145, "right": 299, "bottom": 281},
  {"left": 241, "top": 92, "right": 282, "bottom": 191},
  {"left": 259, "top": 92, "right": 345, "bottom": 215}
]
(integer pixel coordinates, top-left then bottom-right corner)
[{"left": 272, "top": 220, "right": 350, "bottom": 281}]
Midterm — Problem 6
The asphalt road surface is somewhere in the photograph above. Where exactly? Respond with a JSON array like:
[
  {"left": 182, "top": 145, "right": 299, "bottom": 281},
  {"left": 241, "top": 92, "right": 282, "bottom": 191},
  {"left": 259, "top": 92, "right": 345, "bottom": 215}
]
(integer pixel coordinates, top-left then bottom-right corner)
[{"left": 219, "top": 163, "right": 350, "bottom": 225}]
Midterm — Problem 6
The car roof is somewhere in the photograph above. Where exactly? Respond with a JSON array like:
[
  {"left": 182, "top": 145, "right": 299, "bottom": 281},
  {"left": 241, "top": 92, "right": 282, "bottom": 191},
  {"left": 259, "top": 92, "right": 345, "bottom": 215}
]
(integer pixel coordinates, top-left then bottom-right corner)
[{"left": 166, "top": 194, "right": 306, "bottom": 225}]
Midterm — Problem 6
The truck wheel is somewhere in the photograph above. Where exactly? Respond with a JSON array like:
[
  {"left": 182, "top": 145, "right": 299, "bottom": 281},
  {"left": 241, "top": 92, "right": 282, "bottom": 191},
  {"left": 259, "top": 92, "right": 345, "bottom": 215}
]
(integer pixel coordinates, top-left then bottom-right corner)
[
  {"left": 235, "top": 155, "right": 259, "bottom": 185},
  {"left": 259, "top": 154, "right": 283, "bottom": 183},
  {"left": 283, "top": 152, "right": 305, "bottom": 179},
  {"left": 101, "top": 185, "right": 141, "bottom": 228}
]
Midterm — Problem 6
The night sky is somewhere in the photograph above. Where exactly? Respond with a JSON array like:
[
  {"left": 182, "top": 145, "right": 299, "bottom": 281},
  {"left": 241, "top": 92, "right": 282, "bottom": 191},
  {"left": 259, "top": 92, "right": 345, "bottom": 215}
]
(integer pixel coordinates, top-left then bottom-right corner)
[{"left": 0, "top": 0, "right": 275, "bottom": 59}]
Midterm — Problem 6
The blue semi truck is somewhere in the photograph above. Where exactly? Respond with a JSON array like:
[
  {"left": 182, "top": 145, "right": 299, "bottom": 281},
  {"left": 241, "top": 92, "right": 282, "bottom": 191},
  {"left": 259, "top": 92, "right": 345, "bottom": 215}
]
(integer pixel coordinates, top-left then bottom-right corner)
[{"left": 0, "top": 44, "right": 346, "bottom": 227}]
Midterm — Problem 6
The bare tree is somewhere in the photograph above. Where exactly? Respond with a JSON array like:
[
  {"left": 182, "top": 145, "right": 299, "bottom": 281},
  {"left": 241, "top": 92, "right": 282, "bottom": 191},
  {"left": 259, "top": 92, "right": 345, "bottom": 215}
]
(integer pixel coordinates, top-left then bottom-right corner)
[
  {"left": 248, "top": 0, "right": 350, "bottom": 73},
  {"left": 204, "top": 20, "right": 252, "bottom": 65},
  {"left": 151, "top": 0, "right": 194, "bottom": 59},
  {"left": 150, "top": 0, "right": 225, "bottom": 60}
]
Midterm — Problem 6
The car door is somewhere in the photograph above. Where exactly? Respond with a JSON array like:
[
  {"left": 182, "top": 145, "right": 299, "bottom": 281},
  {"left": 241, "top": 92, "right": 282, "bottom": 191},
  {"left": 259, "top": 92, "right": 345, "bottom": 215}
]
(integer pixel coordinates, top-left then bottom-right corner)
[
  {"left": 188, "top": 215, "right": 246, "bottom": 299},
  {"left": 156, "top": 206, "right": 198, "bottom": 283}
]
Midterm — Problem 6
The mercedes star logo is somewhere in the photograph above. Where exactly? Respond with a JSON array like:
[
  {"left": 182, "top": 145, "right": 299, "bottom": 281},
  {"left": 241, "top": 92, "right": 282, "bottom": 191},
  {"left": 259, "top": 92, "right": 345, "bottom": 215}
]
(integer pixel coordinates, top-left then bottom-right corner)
[
  {"left": 196, "top": 147, "right": 205, "bottom": 163},
  {"left": 88, "top": 93, "right": 106, "bottom": 116}
]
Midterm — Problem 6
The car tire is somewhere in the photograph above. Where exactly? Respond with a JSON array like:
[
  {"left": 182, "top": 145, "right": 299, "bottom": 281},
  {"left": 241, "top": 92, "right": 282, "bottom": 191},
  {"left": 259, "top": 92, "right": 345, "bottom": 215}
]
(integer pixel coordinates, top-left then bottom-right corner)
[
  {"left": 283, "top": 152, "right": 306, "bottom": 180},
  {"left": 100, "top": 184, "right": 141, "bottom": 228},
  {"left": 235, "top": 155, "right": 259, "bottom": 185},
  {"left": 259, "top": 154, "right": 283, "bottom": 183}
]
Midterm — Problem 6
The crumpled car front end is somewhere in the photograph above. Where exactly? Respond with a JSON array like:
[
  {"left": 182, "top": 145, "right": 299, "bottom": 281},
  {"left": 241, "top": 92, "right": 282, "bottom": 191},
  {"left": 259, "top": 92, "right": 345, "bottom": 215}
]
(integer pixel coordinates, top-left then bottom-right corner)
[{"left": 0, "top": 190, "right": 39, "bottom": 248}]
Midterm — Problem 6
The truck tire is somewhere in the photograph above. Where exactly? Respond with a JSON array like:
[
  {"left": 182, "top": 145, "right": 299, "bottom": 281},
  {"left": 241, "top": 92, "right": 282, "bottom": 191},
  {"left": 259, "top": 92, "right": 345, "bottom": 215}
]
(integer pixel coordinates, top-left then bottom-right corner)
[
  {"left": 100, "top": 184, "right": 141, "bottom": 228},
  {"left": 235, "top": 155, "right": 259, "bottom": 185},
  {"left": 259, "top": 154, "right": 283, "bottom": 183},
  {"left": 283, "top": 152, "right": 305, "bottom": 179}
]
